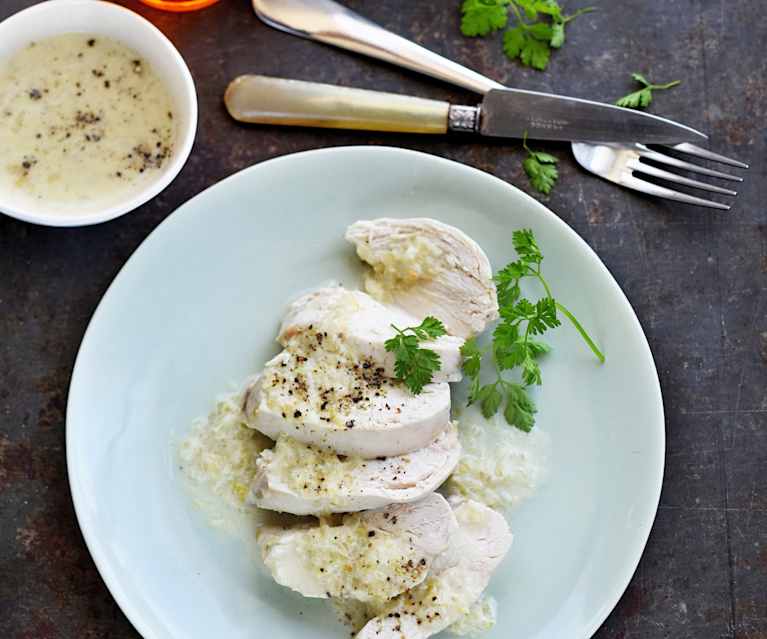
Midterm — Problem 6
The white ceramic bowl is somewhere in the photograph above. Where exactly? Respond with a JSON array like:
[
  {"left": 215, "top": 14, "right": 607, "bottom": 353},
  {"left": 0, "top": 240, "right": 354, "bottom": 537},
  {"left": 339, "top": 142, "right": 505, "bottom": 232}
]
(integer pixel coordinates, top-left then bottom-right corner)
[{"left": 0, "top": 0, "right": 197, "bottom": 227}]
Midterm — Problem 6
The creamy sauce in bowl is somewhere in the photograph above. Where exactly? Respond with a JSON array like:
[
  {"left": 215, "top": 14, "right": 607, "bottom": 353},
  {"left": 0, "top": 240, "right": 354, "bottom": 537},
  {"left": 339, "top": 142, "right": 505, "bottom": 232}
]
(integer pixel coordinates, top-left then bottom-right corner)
[{"left": 0, "top": 34, "right": 176, "bottom": 214}]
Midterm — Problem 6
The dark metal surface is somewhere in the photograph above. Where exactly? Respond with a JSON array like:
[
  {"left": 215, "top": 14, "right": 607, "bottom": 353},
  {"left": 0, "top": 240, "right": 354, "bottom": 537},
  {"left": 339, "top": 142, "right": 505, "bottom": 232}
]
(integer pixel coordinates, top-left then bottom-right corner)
[{"left": 0, "top": 1, "right": 764, "bottom": 638}]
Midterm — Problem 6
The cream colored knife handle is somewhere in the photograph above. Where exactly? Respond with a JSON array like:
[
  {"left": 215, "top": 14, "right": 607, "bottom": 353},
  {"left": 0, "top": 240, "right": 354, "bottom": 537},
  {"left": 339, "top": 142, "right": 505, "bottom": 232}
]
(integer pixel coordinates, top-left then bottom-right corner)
[{"left": 225, "top": 75, "right": 453, "bottom": 134}]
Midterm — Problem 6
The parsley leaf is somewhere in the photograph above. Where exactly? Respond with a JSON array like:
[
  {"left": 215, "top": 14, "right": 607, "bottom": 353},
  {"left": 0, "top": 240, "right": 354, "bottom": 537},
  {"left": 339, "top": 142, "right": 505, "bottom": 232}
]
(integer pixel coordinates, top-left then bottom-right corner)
[
  {"left": 385, "top": 317, "right": 447, "bottom": 394},
  {"left": 460, "top": 0, "right": 510, "bottom": 37},
  {"left": 502, "top": 25, "right": 551, "bottom": 70},
  {"left": 522, "top": 133, "right": 559, "bottom": 195},
  {"left": 502, "top": 1, "right": 594, "bottom": 70},
  {"left": 526, "top": 339, "right": 552, "bottom": 357},
  {"left": 460, "top": 337, "right": 484, "bottom": 378},
  {"left": 476, "top": 382, "right": 504, "bottom": 418},
  {"left": 550, "top": 21, "right": 565, "bottom": 47},
  {"left": 511, "top": 227, "right": 543, "bottom": 263},
  {"left": 616, "top": 72, "right": 681, "bottom": 109},
  {"left": 504, "top": 384, "right": 537, "bottom": 432},
  {"left": 458, "top": 1, "right": 595, "bottom": 71},
  {"left": 460, "top": 228, "right": 604, "bottom": 431},
  {"left": 410, "top": 316, "right": 448, "bottom": 340}
]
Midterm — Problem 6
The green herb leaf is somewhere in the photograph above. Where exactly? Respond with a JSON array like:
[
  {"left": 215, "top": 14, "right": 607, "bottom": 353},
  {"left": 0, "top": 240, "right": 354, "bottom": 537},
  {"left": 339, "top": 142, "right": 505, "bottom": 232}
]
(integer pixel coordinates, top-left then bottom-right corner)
[
  {"left": 467, "top": 374, "right": 482, "bottom": 405},
  {"left": 616, "top": 73, "right": 681, "bottom": 110},
  {"left": 503, "top": 27, "right": 552, "bottom": 70},
  {"left": 549, "top": 22, "right": 565, "bottom": 47},
  {"left": 406, "top": 348, "right": 442, "bottom": 394},
  {"left": 515, "top": 0, "right": 539, "bottom": 19},
  {"left": 521, "top": 354, "right": 542, "bottom": 385},
  {"left": 511, "top": 228, "right": 543, "bottom": 263},
  {"left": 502, "top": 25, "right": 526, "bottom": 58},
  {"left": 463, "top": 228, "right": 604, "bottom": 431},
  {"left": 386, "top": 318, "right": 447, "bottom": 394},
  {"left": 461, "top": 0, "right": 510, "bottom": 36},
  {"left": 460, "top": 337, "right": 483, "bottom": 378},
  {"left": 496, "top": 1, "right": 594, "bottom": 70},
  {"left": 527, "top": 297, "right": 560, "bottom": 334},
  {"left": 503, "top": 384, "right": 537, "bottom": 431},
  {"left": 615, "top": 88, "right": 653, "bottom": 109},
  {"left": 492, "top": 321, "right": 520, "bottom": 354},
  {"left": 526, "top": 339, "right": 552, "bottom": 357},
  {"left": 631, "top": 72, "right": 650, "bottom": 86},
  {"left": 523, "top": 153, "right": 559, "bottom": 195},
  {"left": 534, "top": 1, "right": 562, "bottom": 20},
  {"left": 410, "top": 316, "right": 448, "bottom": 341},
  {"left": 480, "top": 383, "right": 504, "bottom": 418},
  {"left": 527, "top": 21, "right": 553, "bottom": 41},
  {"left": 521, "top": 132, "right": 559, "bottom": 195}
]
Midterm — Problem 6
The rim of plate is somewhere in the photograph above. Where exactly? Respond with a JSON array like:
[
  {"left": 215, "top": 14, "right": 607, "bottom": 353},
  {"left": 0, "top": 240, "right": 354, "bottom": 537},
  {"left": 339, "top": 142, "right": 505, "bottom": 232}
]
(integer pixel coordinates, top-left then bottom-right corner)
[{"left": 66, "top": 145, "right": 665, "bottom": 639}]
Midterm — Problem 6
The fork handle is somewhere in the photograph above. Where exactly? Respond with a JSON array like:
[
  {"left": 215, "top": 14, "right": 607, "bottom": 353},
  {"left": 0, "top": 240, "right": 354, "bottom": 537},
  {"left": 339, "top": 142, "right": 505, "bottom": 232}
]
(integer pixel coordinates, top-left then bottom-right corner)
[
  {"left": 226, "top": 75, "right": 457, "bottom": 134},
  {"left": 252, "top": 0, "right": 502, "bottom": 95}
]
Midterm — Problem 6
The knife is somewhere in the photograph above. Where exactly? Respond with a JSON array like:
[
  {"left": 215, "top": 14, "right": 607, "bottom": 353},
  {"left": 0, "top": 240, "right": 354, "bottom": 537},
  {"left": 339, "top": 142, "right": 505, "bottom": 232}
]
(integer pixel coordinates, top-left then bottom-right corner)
[
  {"left": 248, "top": 0, "right": 706, "bottom": 145},
  {"left": 225, "top": 74, "right": 706, "bottom": 145}
]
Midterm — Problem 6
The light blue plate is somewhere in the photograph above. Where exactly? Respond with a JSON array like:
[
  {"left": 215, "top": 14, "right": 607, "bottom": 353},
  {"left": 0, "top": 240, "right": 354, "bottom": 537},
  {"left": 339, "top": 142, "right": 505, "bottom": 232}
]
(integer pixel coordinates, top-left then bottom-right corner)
[{"left": 67, "top": 147, "right": 664, "bottom": 639}]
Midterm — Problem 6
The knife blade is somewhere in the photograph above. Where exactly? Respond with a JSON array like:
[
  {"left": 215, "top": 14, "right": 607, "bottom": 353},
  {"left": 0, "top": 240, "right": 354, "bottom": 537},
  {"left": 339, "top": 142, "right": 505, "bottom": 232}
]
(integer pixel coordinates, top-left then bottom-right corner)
[{"left": 479, "top": 88, "right": 707, "bottom": 144}]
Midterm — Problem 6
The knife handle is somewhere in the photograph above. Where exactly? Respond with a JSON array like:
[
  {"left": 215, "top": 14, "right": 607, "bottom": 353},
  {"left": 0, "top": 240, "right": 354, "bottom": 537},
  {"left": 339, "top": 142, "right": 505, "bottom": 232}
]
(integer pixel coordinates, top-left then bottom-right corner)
[{"left": 225, "top": 75, "right": 459, "bottom": 134}]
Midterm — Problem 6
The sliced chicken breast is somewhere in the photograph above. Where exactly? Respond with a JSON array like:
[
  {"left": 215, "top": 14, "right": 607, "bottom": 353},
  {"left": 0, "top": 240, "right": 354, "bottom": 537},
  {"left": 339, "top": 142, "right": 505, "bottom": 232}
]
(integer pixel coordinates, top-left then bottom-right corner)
[
  {"left": 278, "top": 287, "right": 464, "bottom": 383},
  {"left": 355, "top": 499, "right": 512, "bottom": 639},
  {"left": 243, "top": 348, "right": 451, "bottom": 458},
  {"left": 346, "top": 218, "right": 499, "bottom": 338},
  {"left": 258, "top": 493, "right": 458, "bottom": 603},
  {"left": 249, "top": 424, "right": 461, "bottom": 515}
]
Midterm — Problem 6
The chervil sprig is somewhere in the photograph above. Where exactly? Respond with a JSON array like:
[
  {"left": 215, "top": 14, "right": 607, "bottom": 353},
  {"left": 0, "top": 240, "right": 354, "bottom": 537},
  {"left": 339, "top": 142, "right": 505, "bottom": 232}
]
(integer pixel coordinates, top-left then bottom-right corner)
[
  {"left": 385, "top": 317, "right": 447, "bottom": 394},
  {"left": 616, "top": 72, "right": 681, "bottom": 109},
  {"left": 462, "top": 229, "right": 604, "bottom": 431},
  {"left": 522, "top": 132, "right": 559, "bottom": 195}
]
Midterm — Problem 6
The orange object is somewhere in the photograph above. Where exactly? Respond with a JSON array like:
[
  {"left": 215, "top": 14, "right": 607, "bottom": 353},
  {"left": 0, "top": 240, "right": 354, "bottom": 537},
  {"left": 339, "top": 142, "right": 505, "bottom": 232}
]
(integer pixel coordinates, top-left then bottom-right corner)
[{"left": 139, "top": 0, "right": 220, "bottom": 12}]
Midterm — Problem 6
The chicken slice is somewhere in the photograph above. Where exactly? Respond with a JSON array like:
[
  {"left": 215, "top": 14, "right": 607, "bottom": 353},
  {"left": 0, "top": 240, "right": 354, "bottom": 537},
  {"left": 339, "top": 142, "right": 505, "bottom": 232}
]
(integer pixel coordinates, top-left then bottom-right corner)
[
  {"left": 249, "top": 423, "right": 461, "bottom": 515},
  {"left": 345, "top": 218, "right": 499, "bottom": 338},
  {"left": 355, "top": 499, "right": 512, "bottom": 639},
  {"left": 243, "top": 348, "right": 451, "bottom": 458},
  {"left": 257, "top": 493, "right": 458, "bottom": 603},
  {"left": 278, "top": 287, "right": 464, "bottom": 383}
]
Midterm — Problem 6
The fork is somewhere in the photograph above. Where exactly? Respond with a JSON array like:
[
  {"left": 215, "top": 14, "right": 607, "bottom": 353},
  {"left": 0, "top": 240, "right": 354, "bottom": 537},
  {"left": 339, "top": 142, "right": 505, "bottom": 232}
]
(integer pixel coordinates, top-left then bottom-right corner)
[{"left": 252, "top": 0, "right": 748, "bottom": 209}]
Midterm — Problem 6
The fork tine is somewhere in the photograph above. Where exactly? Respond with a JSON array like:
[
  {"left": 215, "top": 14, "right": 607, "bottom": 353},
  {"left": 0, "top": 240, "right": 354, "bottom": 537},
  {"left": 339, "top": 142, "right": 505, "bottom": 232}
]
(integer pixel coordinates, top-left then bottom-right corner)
[
  {"left": 628, "top": 160, "right": 738, "bottom": 195},
  {"left": 636, "top": 145, "right": 743, "bottom": 182},
  {"left": 619, "top": 175, "right": 731, "bottom": 210},
  {"left": 667, "top": 143, "right": 749, "bottom": 169}
]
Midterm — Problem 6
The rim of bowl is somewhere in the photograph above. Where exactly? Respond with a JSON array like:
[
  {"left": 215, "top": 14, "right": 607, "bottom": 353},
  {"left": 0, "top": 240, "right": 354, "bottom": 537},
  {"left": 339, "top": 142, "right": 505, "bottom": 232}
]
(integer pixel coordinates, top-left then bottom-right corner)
[{"left": 0, "top": 0, "right": 198, "bottom": 227}]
